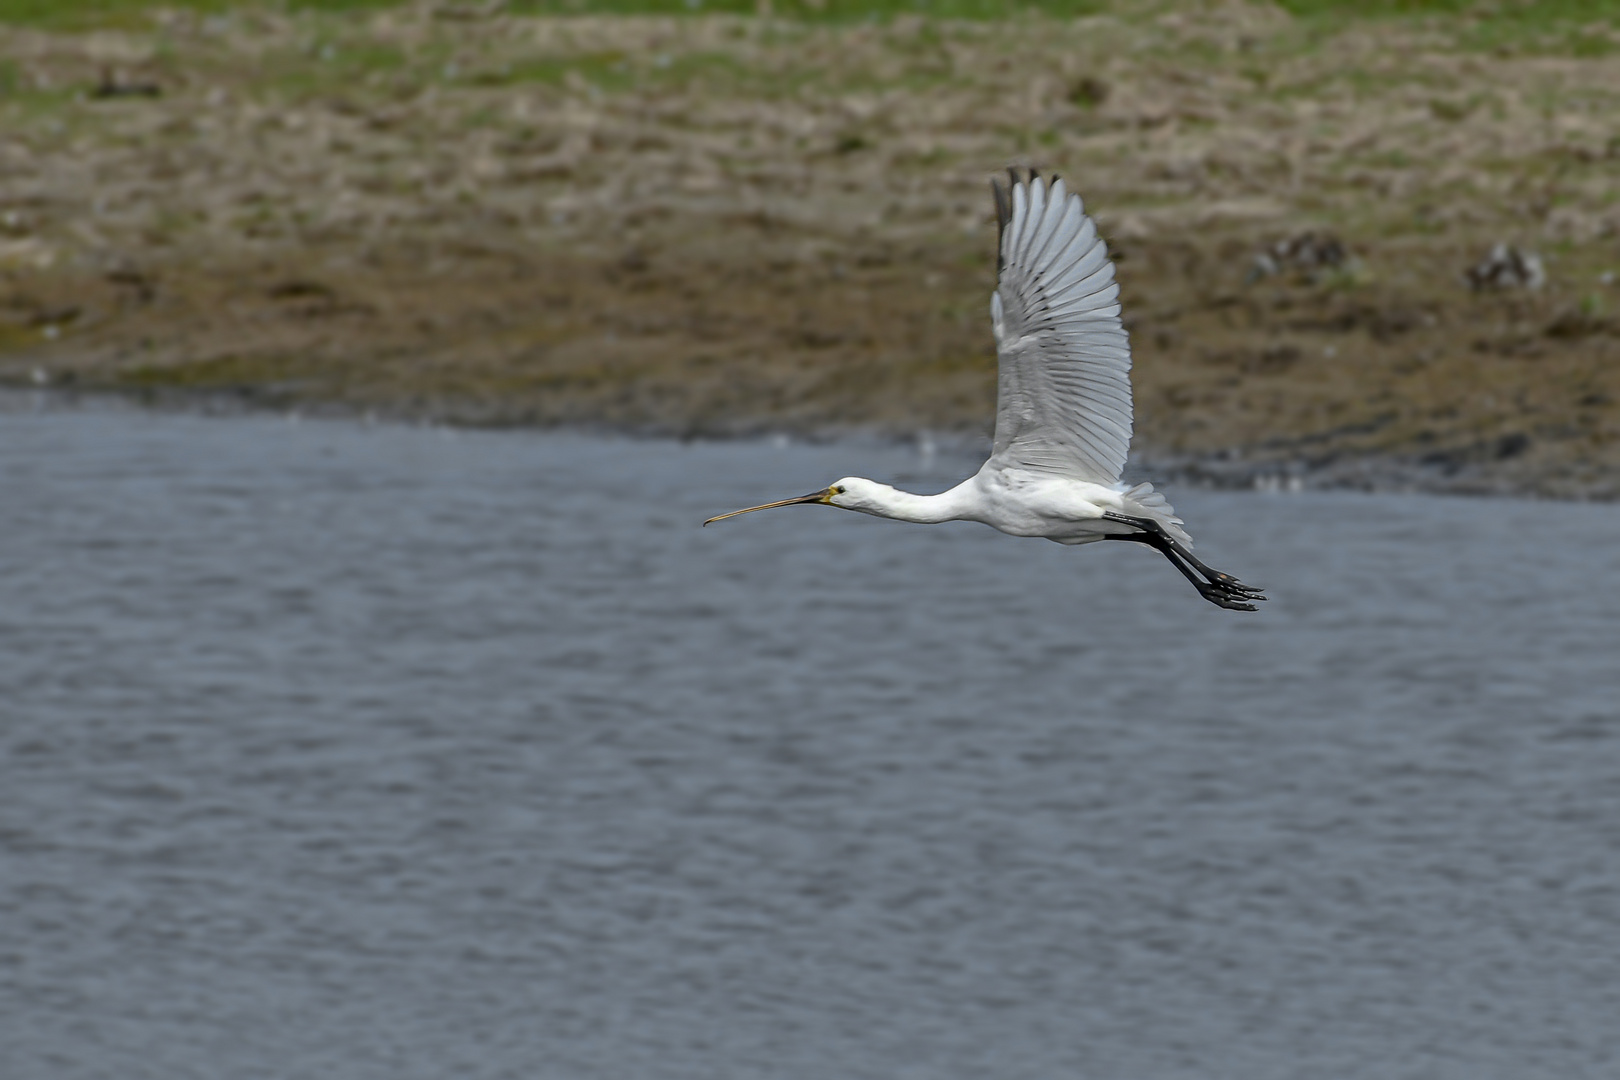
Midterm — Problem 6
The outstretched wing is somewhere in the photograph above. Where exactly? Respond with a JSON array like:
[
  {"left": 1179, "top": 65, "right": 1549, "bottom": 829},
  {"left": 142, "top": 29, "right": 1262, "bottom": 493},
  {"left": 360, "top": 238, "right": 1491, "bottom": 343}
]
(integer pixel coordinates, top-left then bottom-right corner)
[{"left": 989, "top": 171, "right": 1133, "bottom": 483}]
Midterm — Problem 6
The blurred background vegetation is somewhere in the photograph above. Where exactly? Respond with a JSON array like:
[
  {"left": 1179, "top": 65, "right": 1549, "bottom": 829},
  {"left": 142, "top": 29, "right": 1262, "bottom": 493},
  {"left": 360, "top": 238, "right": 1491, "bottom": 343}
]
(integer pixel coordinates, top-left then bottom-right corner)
[
  {"left": 4, "top": 0, "right": 1619, "bottom": 31},
  {"left": 2, "top": 0, "right": 1618, "bottom": 494}
]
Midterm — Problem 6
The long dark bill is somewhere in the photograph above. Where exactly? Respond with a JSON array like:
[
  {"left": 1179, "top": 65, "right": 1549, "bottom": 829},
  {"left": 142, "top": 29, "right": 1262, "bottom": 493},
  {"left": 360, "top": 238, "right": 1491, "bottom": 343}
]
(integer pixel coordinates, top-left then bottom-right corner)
[{"left": 703, "top": 489, "right": 831, "bottom": 526}]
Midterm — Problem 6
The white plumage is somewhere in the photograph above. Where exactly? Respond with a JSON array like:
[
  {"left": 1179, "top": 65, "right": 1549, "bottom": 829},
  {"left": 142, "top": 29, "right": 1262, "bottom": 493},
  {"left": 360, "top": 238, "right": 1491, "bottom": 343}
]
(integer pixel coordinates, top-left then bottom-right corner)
[{"left": 706, "top": 170, "right": 1265, "bottom": 610}]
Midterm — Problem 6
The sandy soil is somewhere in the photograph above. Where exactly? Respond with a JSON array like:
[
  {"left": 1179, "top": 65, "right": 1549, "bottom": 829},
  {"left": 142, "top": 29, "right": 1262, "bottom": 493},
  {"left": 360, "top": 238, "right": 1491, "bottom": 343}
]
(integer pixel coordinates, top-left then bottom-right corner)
[{"left": 2, "top": 3, "right": 1618, "bottom": 495}]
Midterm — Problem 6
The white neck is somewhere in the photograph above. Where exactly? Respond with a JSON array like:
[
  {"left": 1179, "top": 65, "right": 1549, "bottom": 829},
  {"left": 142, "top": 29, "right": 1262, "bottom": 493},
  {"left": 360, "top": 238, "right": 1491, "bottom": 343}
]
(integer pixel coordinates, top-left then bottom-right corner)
[{"left": 853, "top": 478, "right": 978, "bottom": 524}]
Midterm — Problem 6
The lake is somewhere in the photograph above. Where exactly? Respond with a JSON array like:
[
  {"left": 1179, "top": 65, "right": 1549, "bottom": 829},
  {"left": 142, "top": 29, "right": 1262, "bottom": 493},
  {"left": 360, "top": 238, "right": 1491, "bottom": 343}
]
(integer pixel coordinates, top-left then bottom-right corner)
[{"left": 3, "top": 395, "right": 1618, "bottom": 1079}]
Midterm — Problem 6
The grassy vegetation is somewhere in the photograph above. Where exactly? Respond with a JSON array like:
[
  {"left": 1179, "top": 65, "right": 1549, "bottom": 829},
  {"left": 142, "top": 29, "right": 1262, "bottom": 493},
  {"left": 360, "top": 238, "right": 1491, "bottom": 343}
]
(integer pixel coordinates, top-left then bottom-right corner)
[
  {"left": 0, "top": 0, "right": 379, "bottom": 30},
  {"left": 2, "top": 0, "right": 1617, "bottom": 29}
]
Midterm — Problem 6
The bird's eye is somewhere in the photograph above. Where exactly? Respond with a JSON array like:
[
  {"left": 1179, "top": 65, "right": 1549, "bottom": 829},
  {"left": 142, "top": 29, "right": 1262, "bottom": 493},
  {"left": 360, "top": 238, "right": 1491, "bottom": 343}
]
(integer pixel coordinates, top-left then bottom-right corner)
[{"left": 835, "top": 486, "right": 847, "bottom": 494}]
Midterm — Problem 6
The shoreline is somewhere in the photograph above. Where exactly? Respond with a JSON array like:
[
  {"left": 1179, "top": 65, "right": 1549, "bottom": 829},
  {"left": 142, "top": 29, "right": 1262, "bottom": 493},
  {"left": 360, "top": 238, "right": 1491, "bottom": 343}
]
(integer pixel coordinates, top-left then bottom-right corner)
[{"left": 8, "top": 383, "right": 1607, "bottom": 503}]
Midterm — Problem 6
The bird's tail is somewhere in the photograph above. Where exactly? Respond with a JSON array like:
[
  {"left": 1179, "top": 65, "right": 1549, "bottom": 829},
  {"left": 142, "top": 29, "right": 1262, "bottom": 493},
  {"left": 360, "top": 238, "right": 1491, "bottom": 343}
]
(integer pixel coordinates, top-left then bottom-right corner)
[{"left": 1121, "top": 482, "right": 1193, "bottom": 549}]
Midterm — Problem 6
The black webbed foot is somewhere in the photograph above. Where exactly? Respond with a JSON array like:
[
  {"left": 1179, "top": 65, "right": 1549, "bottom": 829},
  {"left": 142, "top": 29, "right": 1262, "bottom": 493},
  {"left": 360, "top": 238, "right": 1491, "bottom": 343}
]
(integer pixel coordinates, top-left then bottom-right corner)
[{"left": 1195, "top": 577, "right": 1266, "bottom": 611}]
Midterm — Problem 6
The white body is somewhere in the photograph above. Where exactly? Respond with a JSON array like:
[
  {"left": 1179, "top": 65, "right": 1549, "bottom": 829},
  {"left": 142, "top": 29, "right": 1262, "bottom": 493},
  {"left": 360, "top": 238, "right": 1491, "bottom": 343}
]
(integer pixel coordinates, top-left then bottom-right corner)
[{"left": 829, "top": 470, "right": 1179, "bottom": 547}]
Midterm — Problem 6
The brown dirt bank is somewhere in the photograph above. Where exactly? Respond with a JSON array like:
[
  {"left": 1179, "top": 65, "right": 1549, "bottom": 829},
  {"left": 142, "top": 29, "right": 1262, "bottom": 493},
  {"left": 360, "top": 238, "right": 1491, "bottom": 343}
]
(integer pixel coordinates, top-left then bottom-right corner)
[{"left": 3, "top": 5, "right": 1618, "bottom": 496}]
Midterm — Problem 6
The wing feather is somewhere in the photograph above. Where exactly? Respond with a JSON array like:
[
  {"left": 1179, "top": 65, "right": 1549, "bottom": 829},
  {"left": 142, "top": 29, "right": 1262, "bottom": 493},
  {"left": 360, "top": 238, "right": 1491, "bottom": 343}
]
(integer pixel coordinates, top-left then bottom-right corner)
[
  {"left": 989, "top": 171, "right": 1134, "bottom": 483},
  {"left": 1029, "top": 200, "right": 1087, "bottom": 279},
  {"left": 1007, "top": 182, "right": 1030, "bottom": 261},
  {"left": 1042, "top": 266, "right": 1117, "bottom": 311},
  {"left": 1026, "top": 190, "right": 1080, "bottom": 278},
  {"left": 1025, "top": 176, "right": 1048, "bottom": 249}
]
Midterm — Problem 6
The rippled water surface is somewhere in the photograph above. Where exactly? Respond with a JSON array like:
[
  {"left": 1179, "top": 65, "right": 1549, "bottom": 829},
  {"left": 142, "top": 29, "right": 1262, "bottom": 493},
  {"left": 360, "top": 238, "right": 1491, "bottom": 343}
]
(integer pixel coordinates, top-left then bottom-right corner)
[{"left": 3, "top": 398, "right": 1619, "bottom": 1079}]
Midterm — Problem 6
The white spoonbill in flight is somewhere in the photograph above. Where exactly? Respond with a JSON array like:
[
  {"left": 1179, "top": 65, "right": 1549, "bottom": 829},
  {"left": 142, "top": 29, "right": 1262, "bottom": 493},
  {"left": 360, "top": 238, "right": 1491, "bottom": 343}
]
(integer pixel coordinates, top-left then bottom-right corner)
[{"left": 705, "top": 170, "right": 1266, "bottom": 611}]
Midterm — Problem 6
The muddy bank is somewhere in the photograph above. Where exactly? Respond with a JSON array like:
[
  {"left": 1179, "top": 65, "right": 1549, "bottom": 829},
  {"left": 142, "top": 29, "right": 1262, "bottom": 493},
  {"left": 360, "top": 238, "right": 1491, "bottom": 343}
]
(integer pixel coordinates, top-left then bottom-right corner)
[{"left": 2, "top": 4, "right": 1617, "bottom": 496}]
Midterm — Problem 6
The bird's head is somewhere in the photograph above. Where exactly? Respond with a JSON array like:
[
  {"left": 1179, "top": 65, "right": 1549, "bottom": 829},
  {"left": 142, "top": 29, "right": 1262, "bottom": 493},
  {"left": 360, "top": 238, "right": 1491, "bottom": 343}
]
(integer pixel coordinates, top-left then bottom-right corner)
[{"left": 703, "top": 477, "right": 880, "bottom": 525}]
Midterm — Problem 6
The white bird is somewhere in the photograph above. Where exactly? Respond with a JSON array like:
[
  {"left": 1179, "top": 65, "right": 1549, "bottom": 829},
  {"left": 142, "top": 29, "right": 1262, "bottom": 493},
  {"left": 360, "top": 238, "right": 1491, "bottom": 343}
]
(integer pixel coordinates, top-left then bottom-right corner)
[{"left": 705, "top": 170, "right": 1266, "bottom": 611}]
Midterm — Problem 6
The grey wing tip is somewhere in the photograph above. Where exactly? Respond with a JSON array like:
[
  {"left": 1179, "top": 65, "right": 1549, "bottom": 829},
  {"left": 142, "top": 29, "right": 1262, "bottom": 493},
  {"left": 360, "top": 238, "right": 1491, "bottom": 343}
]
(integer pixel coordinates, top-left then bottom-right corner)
[
  {"left": 992, "top": 167, "right": 1066, "bottom": 277},
  {"left": 992, "top": 167, "right": 1039, "bottom": 276}
]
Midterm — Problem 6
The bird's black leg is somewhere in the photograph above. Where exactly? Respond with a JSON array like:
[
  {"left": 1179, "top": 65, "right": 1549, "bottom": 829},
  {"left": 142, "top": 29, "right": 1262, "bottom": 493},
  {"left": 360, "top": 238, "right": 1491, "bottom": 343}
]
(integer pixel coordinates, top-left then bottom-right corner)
[
  {"left": 1104, "top": 532, "right": 1227, "bottom": 600},
  {"left": 1109, "top": 514, "right": 1256, "bottom": 590},
  {"left": 1104, "top": 533, "right": 1260, "bottom": 611},
  {"left": 1103, "top": 514, "right": 1267, "bottom": 611}
]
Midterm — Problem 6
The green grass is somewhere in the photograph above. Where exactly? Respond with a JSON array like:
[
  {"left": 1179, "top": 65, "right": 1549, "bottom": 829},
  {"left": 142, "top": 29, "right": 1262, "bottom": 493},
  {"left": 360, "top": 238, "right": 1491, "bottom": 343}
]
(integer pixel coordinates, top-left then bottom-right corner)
[
  {"left": 512, "top": 0, "right": 1106, "bottom": 14},
  {"left": 1279, "top": 0, "right": 1620, "bottom": 53},
  {"left": 1276, "top": 0, "right": 1617, "bottom": 15},
  {"left": 3, "top": 0, "right": 1617, "bottom": 28},
  {"left": 261, "top": 39, "right": 415, "bottom": 97},
  {"left": 0, "top": 0, "right": 404, "bottom": 29}
]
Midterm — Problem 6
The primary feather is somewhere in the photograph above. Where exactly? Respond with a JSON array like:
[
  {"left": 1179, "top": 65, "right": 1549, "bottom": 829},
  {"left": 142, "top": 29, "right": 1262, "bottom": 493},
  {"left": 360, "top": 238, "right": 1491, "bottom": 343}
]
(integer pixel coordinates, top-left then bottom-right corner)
[{"left": 989, "top": 171, "right": 1133, "bottom": 484}]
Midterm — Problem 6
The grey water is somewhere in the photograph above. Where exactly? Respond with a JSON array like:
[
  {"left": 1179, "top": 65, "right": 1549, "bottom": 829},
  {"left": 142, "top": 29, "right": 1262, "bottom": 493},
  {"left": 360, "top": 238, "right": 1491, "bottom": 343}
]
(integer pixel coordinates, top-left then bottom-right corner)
[{"left": 2, "top": 395, "right": 1618, "bottom": 1080}]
